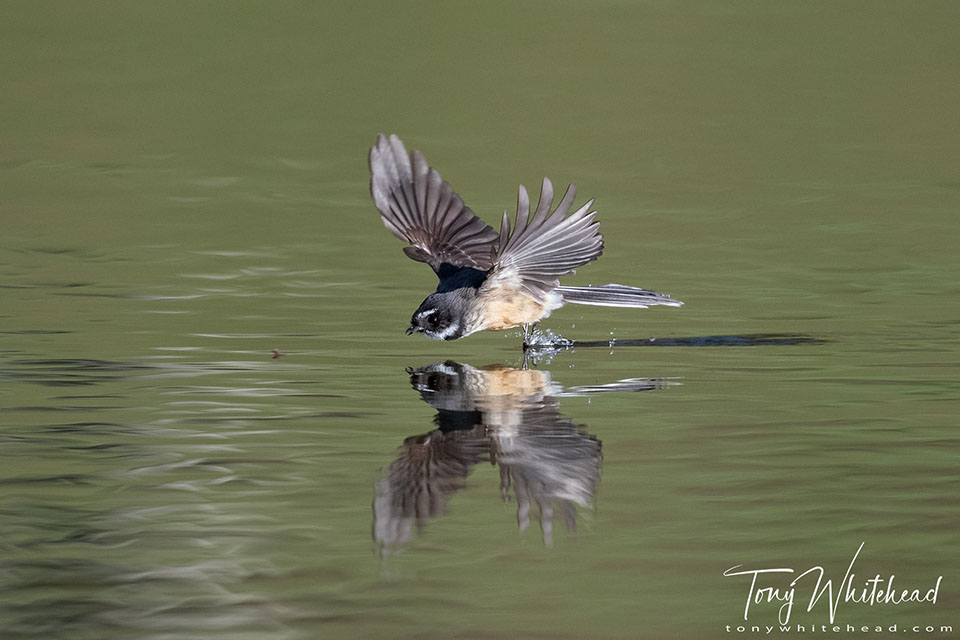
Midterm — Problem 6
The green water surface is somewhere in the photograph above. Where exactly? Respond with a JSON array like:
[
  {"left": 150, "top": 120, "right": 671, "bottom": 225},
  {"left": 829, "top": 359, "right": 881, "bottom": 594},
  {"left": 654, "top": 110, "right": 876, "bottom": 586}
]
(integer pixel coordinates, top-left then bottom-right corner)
[{"left": 2, "top": 2, "right": 958, "bottom": 638}]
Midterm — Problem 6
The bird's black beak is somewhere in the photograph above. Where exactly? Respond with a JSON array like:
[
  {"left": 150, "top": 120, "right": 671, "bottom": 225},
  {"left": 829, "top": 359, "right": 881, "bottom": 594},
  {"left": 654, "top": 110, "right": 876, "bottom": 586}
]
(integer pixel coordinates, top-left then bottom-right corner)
[{"left": 405, "top": 326, "right": 417, "bottom": 335}]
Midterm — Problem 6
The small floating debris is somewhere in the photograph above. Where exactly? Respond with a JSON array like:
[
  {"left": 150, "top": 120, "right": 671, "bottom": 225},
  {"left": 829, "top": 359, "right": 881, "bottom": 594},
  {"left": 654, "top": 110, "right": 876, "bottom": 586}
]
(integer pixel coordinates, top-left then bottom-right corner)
[{"left": 272, "top": 348, "right": 283, "bottom": 359}]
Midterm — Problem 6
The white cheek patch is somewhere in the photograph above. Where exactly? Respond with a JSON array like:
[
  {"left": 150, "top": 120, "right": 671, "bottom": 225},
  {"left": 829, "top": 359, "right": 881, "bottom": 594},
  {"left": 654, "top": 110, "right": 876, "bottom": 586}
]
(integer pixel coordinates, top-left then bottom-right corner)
[{"left": 435, "top": 322, "right": 460, "bottom": 340}]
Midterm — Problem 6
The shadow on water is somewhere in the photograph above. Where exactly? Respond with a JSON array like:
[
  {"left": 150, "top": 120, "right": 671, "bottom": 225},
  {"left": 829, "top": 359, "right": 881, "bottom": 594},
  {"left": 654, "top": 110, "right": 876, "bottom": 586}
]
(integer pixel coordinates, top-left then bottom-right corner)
[
  {"left": 520, "top": 332, "right": 823, "bottom": 364},
  {"left": 575, "top": 333, "right": 823, "bottom": 348},
  {"left": 525, "top": 332, "right": 823, "bottom": 352},
  {"left": 372, "top": 361, "right": 677, "bottom": 556}
]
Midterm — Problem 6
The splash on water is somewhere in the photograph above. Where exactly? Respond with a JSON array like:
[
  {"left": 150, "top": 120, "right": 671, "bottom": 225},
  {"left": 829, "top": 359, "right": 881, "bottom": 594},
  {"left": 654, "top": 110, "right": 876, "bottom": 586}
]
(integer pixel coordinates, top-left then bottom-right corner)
[{"left": 523, "top": 327, "right": 574, "bottom": 350}]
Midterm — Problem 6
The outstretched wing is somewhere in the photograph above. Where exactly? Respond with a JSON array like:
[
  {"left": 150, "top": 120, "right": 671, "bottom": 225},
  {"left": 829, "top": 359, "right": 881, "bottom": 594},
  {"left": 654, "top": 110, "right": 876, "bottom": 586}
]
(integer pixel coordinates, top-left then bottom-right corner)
[
  {"left": 482, "top": 178, "right": 603, "bottom": 302},
  {"left": 369, "top": 134, "right": 500, "bottom": 274}
]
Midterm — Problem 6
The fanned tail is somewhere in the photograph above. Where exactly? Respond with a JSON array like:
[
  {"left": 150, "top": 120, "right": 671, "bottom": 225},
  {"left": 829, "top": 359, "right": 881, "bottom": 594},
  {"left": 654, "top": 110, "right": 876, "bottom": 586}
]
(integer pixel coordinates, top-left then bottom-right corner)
[{"left": 556, "top": 284, "right": 683, "bottom": 309}]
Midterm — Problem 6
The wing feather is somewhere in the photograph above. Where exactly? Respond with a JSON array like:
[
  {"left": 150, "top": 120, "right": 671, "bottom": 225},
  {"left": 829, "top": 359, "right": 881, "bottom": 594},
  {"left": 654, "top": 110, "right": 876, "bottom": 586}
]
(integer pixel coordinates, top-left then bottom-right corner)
[
  {"left": 369, "top": 134, "right": 499, "bottom": 273},
  {"left": 483, "top": 178, "right": 604, "bottom": 302}
]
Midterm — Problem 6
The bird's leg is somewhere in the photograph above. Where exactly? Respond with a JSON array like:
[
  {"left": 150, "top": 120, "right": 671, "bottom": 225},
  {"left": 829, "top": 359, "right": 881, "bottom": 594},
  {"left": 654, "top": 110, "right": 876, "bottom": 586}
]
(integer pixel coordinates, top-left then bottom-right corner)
[
  {"left": 526, "top": 323, "right": 539, "bottom": 345},
  {"left": 521, "top": 322, "right": 541, "bottom": 351}
]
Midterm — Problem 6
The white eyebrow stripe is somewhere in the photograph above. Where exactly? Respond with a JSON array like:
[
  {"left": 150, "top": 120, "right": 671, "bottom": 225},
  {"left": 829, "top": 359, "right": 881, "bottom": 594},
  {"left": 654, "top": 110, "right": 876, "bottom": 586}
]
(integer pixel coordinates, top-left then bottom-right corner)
[{"left": 416, "top": 309, "right": 437, "bottom": 319}]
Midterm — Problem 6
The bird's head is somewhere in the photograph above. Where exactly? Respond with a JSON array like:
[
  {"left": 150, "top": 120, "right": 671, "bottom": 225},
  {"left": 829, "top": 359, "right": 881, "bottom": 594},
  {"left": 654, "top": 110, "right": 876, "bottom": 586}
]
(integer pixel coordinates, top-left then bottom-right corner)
[{"left": 407, "top": 293, "right": 464, "bottom": 341}]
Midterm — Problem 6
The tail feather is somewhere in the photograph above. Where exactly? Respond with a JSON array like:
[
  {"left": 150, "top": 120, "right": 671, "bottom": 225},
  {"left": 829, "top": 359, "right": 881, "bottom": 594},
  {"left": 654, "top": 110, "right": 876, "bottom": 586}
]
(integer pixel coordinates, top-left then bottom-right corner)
[{"left": 557, "top": 283, "right": 683, "bottom": 309}]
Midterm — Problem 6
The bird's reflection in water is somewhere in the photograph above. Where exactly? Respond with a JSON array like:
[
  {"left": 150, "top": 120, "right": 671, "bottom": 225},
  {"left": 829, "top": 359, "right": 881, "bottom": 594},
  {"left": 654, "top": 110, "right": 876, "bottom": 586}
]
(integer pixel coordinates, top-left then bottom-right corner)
[{"left": 373, "top": 361, "right": 672, "bottom": 555}]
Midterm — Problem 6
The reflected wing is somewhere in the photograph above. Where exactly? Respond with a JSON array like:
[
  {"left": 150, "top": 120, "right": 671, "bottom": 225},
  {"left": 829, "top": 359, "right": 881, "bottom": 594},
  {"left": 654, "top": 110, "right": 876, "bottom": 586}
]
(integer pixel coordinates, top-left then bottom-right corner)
[
  {"left": 369, "top": 134, "right": 500, "bottom": 273},
  {"left": 482, "top": 178, "right": 603, "bottom": 302},
  {"left": 373, "top": 426, "right": 490, "bottom": 556}
]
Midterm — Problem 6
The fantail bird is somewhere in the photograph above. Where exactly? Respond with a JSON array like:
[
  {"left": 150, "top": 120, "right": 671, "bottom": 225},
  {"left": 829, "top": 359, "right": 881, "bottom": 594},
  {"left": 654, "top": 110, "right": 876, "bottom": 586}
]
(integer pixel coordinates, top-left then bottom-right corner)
[{"left": 368, "top": 134, "right": 682, "bottom": 342}]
